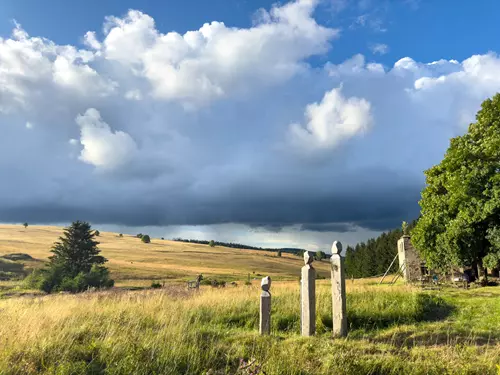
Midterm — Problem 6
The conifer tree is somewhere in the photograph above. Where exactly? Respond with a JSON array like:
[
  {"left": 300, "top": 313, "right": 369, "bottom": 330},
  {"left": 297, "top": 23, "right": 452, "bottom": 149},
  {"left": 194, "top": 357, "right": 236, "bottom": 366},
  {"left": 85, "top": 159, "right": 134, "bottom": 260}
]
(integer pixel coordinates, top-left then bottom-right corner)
[{"left": 49, "top": 221, "right": 106, "bottom": 277}]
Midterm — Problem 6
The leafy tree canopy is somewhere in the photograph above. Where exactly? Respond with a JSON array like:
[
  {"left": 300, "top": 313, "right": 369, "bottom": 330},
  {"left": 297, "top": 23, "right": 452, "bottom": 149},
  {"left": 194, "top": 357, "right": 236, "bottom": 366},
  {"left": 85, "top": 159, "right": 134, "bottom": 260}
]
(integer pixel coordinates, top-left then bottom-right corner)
[{"left": 412, "top": 94, "right": 500, "bottom": 270}]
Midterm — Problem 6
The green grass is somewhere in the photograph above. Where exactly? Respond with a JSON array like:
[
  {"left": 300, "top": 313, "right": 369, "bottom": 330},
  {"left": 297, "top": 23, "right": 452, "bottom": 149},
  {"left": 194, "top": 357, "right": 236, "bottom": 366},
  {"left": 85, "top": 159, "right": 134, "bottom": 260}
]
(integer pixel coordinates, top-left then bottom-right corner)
[
  {"left": 1, "top": 225, "right": 499, "bottom": 374},
  {"left": 0, "top": 282, "right": 499, "bottom": 375}
]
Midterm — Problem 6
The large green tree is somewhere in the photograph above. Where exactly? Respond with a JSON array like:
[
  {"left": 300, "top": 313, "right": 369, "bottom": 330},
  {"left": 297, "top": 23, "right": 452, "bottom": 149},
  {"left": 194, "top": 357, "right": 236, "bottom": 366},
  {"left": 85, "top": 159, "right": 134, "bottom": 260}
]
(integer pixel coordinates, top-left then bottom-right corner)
[
  {"left": 27, "top": 221, "right": 114, "bottom": 293},
  {"left": 412, "top": 94, "right": 500, "bottom": 274},
  {"left": 50, "top": 221, "right": 106, "bottom": 276}
]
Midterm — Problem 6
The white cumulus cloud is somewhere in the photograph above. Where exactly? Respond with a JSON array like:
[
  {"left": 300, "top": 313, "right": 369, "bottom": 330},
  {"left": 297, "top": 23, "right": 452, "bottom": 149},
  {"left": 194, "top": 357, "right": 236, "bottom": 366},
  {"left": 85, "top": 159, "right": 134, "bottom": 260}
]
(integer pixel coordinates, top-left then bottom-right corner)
[
  {"left": 76, "top": 108, "right": 137, "bottom": 170},
  {"left": 288, "top": 87, "right": 372, "bottom": 152},
  {"left": 96, "top": 0, "right": 338, "bottom": 105}
]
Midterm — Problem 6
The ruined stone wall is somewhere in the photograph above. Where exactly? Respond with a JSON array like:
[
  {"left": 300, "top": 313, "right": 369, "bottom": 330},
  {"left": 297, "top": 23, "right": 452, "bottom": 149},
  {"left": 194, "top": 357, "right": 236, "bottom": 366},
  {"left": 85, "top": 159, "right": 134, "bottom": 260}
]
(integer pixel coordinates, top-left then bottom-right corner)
[{"left": 397, "top": 235, "right": 423, "bottom": 283}]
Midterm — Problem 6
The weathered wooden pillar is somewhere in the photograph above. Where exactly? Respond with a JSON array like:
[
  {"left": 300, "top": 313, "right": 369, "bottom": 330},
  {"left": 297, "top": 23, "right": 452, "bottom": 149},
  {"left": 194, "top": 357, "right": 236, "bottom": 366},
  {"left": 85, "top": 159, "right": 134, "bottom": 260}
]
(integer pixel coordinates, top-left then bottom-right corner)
[
  {"left": 330, "top": 241, "right": 347, "bottom": 337},
  {"left": 260, "top": 276, "right": 271, "bottom": 335},
  {"left": 301, "top": 251, "right": 316, "bottom": 336}
]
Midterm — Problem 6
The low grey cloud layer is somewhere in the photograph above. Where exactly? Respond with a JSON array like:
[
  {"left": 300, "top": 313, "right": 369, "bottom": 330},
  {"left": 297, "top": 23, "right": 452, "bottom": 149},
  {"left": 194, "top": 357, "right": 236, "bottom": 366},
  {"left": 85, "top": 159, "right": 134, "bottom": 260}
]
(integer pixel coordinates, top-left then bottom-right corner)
[{"left": 1, "top": 0, "right": 500, "bottom": 248}]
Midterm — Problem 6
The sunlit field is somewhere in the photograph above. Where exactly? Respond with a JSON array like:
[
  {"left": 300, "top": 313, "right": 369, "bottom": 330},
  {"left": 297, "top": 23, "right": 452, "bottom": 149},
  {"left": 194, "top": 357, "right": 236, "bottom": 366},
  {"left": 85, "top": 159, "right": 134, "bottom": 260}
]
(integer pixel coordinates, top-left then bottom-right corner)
[
  {"left": 0, "top": 281, "right": 499, "bottom": 374},
  {"left": 0, "top": 224, "right": 332, "bottom": 289},
  {"left": 1, "top": 225, "right": 500, "bottom": 374}
]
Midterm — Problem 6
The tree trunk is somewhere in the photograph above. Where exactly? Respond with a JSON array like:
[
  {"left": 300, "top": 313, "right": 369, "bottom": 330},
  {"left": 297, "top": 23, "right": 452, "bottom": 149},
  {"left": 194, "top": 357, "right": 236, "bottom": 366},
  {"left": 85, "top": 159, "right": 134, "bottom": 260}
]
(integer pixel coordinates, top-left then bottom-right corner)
[{"left": 477, "top": 258, "right": 488, "bottom": 285}]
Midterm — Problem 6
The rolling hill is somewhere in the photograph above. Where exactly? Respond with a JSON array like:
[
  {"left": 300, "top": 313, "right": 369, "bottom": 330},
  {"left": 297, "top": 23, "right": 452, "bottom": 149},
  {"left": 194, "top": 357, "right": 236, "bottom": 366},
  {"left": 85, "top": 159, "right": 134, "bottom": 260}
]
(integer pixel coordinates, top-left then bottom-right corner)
[{"left": 0, "top": 224, "right": 332, "bottom": 288}]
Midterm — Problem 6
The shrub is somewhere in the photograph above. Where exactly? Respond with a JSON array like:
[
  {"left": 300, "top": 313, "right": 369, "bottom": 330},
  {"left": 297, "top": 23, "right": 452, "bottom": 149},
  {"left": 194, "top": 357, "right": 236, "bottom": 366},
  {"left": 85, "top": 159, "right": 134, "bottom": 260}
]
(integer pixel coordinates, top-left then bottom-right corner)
[
  {"left": 119, "top": 233, "right": 123, "bottom": 237},
  {"left": 315, "top": 251, "right": 326, "bottom": 261},
  {"left": 94, "top": 230, "right": 100, "bottom": 236},
  {"left": 141, "top": 235, "right": 151, "bottom": 243},
  {"left": 23, "top": 269, "right": 46, "bottom": 290},
  {"left": 136, "top": 233, "right": 143, "bottom": 238},
  {"left": 277, "top": 251, "right": 282, "bottom": 257},
  {"left": 209, "top": 240, "right": 215, "bottom": 247},
  {"left": 25, "top": 264, "right": 114, "bottom": 293},
  {"left": 151, "top": 282, "right": 162, "bottom": 289}
]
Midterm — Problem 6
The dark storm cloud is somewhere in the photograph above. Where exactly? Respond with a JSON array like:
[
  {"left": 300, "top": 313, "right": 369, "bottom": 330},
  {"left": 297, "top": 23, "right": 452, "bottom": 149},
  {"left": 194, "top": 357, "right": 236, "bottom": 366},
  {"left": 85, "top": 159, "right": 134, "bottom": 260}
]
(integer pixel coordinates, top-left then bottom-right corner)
[
  {"left": 0, "top": 167, "right": 422, "bottom": 233},
  {"left": 0, "top": 3, "right": 492, "bottom": 237}
]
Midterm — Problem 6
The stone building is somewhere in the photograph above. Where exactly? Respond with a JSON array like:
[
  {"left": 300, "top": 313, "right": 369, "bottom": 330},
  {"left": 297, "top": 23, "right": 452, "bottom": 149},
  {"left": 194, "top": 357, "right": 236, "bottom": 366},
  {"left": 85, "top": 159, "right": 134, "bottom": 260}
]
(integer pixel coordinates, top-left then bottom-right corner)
[{"left": 397, "top": 235, "right": 426, "bottom": 282}]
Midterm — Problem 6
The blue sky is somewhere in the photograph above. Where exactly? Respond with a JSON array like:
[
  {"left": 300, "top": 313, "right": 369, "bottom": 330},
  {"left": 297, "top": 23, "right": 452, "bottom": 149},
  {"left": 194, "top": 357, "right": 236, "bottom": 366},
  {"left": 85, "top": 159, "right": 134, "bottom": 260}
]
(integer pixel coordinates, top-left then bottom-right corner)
[
  {"left": 0, "top": 0, "right": 500, "bottom": 251},
  {"left": 1, "top": 0, "right": 498, "bottom": 66}
]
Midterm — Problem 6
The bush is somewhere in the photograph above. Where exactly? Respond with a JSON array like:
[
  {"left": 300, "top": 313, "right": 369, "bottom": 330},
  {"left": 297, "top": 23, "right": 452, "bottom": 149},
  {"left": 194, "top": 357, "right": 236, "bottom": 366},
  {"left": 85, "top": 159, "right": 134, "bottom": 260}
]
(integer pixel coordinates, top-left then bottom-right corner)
[
  {"left": 277, "top": 251, "right": 282, "bottom": 257},
  {"left": 23, "top": 269, "right": 46, "bottom": 289},
  {"left": 94, "top": 230, "right": 100, "bottom": 236},
  {"left": 141, "top": 235, "right": 151, "bottom": 243},
  {"left": 119, "top": 233, "right": 123, "bottom": 237},
  {"left": 136, "top": 233, "right": 143, "bottom": 238},
  {"left": 24, "top": 265, "right": 114, "bottom": 293},
  {"left": 151, "top": 282, "right": 162, "bottom": 289},
  {"left": 209, "top": 240, "right": 215, "bottom": 247},
  {"left": 315, "top": 251, "right": 326, "bottom": 261}
]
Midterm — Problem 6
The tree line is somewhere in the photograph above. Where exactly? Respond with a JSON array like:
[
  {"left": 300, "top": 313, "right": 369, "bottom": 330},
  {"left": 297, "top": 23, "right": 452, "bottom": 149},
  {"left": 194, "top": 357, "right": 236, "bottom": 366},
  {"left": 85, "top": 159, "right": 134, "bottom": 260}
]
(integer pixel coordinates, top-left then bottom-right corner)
[
  {"left": 344, "top": 221, "right": 417, "bottom": 279},
  {"left": 171, "top": 238, "right": 305, "bottom": 255}
]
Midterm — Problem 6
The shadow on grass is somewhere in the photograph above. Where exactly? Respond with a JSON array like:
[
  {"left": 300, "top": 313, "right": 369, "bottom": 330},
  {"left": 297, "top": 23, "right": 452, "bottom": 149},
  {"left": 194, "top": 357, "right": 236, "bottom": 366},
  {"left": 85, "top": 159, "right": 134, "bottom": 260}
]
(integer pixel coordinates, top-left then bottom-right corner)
[
  {"left": 319, "top": 293, "right": 455, "bottom": 334},
  {"left": 0, "top": 258, "right": 26, "bottom": 280},
  {"left": 369, "top": 328, "right": 500, "bottom": 347}
]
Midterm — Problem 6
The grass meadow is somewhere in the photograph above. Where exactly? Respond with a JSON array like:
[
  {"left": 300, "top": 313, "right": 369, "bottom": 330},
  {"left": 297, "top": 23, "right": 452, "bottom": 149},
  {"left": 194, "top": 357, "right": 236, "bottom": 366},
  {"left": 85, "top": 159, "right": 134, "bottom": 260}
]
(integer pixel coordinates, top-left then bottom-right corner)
[
  {"left": 0, "top": 281, "right": 499, "bottom": 375},
  {"left": 1, "top": 224, "right": 500, "bottom": 374}
]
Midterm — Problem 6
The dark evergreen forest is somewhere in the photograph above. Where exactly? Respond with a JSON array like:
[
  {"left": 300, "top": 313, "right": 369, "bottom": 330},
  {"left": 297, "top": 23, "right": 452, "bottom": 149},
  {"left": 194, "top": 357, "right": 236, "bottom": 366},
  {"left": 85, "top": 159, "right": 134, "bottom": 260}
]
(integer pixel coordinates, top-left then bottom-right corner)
[{"left": 344, "top": 220, "right": 417, "bottom": 278}]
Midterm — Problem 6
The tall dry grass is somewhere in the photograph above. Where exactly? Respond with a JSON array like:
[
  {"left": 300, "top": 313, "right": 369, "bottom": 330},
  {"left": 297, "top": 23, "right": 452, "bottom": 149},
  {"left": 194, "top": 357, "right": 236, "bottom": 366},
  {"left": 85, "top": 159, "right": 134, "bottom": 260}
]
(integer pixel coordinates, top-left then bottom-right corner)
[{"left": 1, "top": 282, "right": 499, "bottom": 374}]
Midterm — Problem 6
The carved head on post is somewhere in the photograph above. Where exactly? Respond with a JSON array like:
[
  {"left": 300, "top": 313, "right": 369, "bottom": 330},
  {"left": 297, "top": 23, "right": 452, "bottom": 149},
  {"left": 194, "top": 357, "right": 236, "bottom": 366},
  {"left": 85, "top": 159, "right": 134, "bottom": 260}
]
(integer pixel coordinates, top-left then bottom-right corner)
[
  {"left": 331, "top": 241, "right": 342, "bottom": 255},
  {"left": 261, "top": 276, "right": 271, "bottom": 292},
  {"left": 303, "top": 251, "right": 314, "bottom": 266}
]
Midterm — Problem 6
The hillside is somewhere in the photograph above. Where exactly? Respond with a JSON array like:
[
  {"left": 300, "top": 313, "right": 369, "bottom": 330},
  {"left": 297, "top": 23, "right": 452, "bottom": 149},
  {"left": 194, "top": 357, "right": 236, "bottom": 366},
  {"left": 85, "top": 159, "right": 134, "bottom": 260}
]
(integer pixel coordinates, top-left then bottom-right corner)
[{"left": 0, "top": 224, "right": 332, "bottom": 288}]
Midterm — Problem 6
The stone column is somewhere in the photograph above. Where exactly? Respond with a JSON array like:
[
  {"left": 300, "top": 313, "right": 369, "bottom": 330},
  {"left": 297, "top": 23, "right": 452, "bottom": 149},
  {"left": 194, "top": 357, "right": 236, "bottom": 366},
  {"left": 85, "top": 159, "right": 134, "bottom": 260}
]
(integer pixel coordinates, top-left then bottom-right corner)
[
  {"left": 260, "top": 276, "right": 271, "bottom": 335},
  {"left": 301, "top": 251, "right": 316, "bottom": 336},
  {"left": 330, "top": 241, "right": 347, "bottom": 337}
]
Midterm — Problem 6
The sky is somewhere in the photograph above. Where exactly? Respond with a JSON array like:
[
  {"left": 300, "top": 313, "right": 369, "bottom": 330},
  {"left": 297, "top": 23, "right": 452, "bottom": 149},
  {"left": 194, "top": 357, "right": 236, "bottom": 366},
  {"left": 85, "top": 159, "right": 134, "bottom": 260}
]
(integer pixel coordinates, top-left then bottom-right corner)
[{"left": 1, "top": 0, "right": 500, "bottom": 252}]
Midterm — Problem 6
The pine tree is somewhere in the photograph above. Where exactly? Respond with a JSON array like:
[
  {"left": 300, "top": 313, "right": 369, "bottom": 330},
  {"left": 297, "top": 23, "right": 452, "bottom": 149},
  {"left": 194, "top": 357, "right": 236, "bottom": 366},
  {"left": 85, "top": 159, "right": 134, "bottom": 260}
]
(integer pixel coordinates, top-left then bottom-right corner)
[
  {"left": 344, "top": 246, "right": 356, "bottom": 278},
  {"left": 49, "top": 221, "right": 106, "bottom": 277}
]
